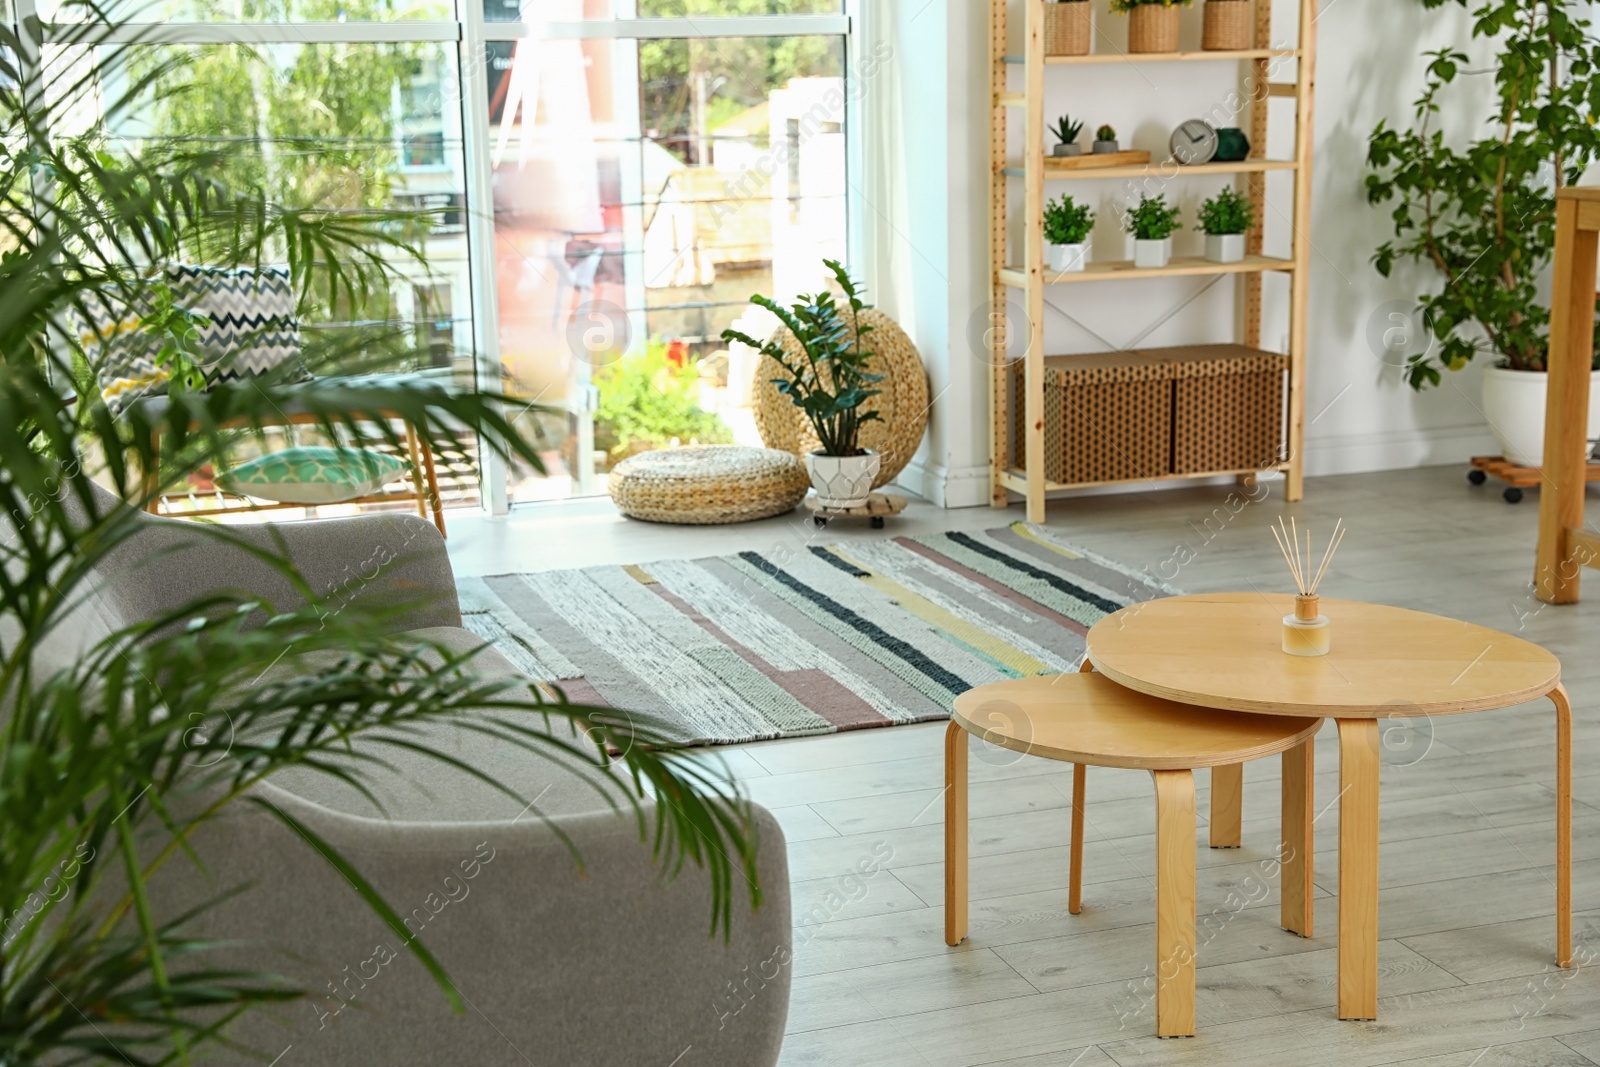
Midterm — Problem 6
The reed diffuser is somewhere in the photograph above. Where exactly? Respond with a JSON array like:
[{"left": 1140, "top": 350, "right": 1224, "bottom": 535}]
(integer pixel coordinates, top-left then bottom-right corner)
[{"left": 1270, "top": 517, "right": 1345, "bottom": 657}]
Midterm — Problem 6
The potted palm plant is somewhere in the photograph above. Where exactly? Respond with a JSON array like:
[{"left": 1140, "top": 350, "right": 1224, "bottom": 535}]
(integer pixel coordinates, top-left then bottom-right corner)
[
  {"left": 722, "top": 262, "right": 884, "bottom": 509},
  {"left": 1044, "top": 194, "right": 1096, "bottom": 274},
  {"left": 1051, "top": 114, "right": 1085, "bottom": 157},
  {"left": 1111, "top": 0, "right": 1191, "bottom": 54},
  {"left": 1367, "top": 0, "right": 1600, "bottom": 467},
  {"left": 1126, "top": 193, "right": 1183, "bottom": 268},
  {"left": 1199, "top": 186, "right": 1254, "bottom": 263}
]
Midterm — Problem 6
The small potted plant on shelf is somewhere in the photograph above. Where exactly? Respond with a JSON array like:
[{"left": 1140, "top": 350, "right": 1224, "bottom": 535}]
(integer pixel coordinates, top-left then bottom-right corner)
[
  {"left": 1045, "top": 0, "right": 1092, "bottom": 57},
  {"left": 1110, "top": 0, "right": 1192, "bottom": 54},
  {"left": 1125, "top": 193, "right": 1183, "bottom": 268},
  {"left": 721, "top": 260, "right": 884, "bottom": 509},
  {"left": 1044, "top": 194, "right": 1095, "bottom": 273},
  {"left": 1199, "top": 186, "right": 1253, "bottom": 263},
  {"left": 1093, "top": 124, "right": 1120, "bottom": 154},
  {"left": 1051, "top": 114, "right": 1085, "bottom": 157}
]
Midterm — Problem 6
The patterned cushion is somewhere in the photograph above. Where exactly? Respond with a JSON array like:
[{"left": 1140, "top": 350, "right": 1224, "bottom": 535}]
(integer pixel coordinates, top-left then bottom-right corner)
[
  {"left": 216, "top": 447, "right": 412, "bottom": 505},
  {"left": 80, "top": 265, "right": 311, "bottom": 415}
]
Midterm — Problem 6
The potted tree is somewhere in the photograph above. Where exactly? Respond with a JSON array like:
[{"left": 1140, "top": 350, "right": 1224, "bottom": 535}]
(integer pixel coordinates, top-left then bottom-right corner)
[
  {"left": 1199, "top": 186, "right": 1253, "bottom": 263},
  {"left": 1111, "top": 0, "right": 1191, "bottom": 54},
  {"left": 1045, "top": 0, "right": 1092, "bottom": 56},
  {"left": 1094, "top": 124, "right": 1120, "bottom": 154},
  {"left": 1051, "top": 114, "right": 1085, "bottom": 157},
  {"left": 1367, "top": 0, "right": 1600, "bottom": 467},
  {"left": 722, "top": 261, "right": 885, "bottom": 508},
  {"left": 1044, "top": 194, "right": 1095, "bottom": 274},
  {"left": 1126, "top": 193, "right": 1183, "bottom": 268}
]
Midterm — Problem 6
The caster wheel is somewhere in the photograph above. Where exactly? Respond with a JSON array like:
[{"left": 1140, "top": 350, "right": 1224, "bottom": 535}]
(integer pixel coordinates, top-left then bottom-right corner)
[
  {"left": 813, "top": 516, "right": 828, "bottom": 527},
  {"left": 1468, "top": 469, "right": 1487, "bottom": 486},
  {"left": 1504, "top": 487, "right": 1524, "bottom": 504},
  {"left": 871, "top": 516, "right": 885, "bottom": 529}
]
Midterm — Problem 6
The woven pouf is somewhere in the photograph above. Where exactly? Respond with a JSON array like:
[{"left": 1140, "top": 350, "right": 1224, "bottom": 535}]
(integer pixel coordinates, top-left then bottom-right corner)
[
  {"left": 752, "top": 308, "right": 929, "bottom": 488},
  {"left": 608, "top": 445, "right": 810, "bottom": 525}
]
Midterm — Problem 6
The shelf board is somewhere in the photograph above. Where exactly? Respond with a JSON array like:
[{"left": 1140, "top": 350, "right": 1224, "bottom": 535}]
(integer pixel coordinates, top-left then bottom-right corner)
[
  {"left": 1002, "top": 159, "right": 1298, "bottom": 180},
  {"left": 999, "top": 464, "right": 1290, "bottom": 495},
  {"left": 1004, "top": 49, "right": 1297, "bottom": 65},
  {"left": 1000, "top": 254, "right": 1293, "bottom": 286}
]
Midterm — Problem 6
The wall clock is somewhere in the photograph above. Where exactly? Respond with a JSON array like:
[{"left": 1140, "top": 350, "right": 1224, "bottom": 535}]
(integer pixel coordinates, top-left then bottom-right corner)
[{"left": 1170, "top": 119, "right": 1219, "bottom": 165}]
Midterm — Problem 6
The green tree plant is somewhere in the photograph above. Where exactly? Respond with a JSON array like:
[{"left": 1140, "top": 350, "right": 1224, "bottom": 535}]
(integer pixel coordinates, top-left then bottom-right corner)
[
  {"left": 0, "top": 12, "right": 762, "bottom": 1063},
  {"left": 1044, "top": 194, "right": 1095, "bottom": 246},
  {"left": 1365, "top": 0, "right": 1600, "bottom": 388},
  {"left": 594, "top": 339, "right": 734, "bottom": 460},
  {"left": 721, "top": 260, "right": 882, "bottom": 458},
  {"left": 1198, "top": 186, "right": 1254, "bottom": 235},
  {"left": 1125, "top": 193, "right": 1183, "bottom": 240}
]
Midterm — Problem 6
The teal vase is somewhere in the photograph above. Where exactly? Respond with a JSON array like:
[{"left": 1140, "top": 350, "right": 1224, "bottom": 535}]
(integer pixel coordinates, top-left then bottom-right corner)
[{"left": 1215, "top": 127, "right": 1250, "bottom": 163}]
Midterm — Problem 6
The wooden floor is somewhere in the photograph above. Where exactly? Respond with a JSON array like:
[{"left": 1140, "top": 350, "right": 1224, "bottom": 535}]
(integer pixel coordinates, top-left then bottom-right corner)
[{"left": 450, "top": 466, "right": 1600, "bottom": 1066}]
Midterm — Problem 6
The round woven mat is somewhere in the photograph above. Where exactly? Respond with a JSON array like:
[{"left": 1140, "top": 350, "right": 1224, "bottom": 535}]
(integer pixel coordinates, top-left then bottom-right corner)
[
  {"left": 752, "top": 308, "right": 929, "bottom": 487},
  {"left": 608, "top": 445, "right": 810, "bottom": 525}
]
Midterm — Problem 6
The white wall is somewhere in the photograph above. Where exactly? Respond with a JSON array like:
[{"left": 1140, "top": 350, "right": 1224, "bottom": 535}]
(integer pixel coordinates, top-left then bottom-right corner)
[{"left": 884, "top": 0, "right": 1502, "bottom": 509}]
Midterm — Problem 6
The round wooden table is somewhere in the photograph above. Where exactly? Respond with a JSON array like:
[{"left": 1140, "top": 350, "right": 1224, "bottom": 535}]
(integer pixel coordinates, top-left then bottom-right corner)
[
  {"left": 946, "top": 669, "right": 1322, "bottom": 1036},
  {"left": 1087, "top": 592, "right": 1572, "bottom": 1021}
]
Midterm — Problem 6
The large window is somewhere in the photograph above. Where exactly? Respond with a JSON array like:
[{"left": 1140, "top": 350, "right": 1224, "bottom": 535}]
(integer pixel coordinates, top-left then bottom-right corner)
[{"left": 22, "top": 0, "right": 855, "bottom": 513}]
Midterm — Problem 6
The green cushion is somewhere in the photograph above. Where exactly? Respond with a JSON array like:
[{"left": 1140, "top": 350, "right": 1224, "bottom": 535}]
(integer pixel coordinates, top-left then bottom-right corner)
[{"left": 217, "top": 447, "right": 413, "bottom": 505}]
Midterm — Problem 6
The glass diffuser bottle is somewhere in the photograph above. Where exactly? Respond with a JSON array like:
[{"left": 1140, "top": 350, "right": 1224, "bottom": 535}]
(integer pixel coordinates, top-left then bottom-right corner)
[{"left": 1271, "top": 517, "right": 1344, "bottom": 659}]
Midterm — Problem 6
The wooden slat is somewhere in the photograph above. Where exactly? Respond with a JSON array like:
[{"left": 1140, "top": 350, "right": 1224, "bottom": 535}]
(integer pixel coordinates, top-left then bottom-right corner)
[
  {"left": 1005, "top": 253, "right": 1294, "bottom": 283},
  {"left": 1025, "top": 47, "right": 1297, "bottom": 65},
  {"left": 1267, "top": 82, "right": 1298, "bottom": 97},
  {"left": 989, "top": 0, "right": 1010, "bottom": 509},
  {"left": 1023, "top": 0, "right": 1047, "bottom": 524},
  {"left": 1285, "top": 0, "right": 1318, "bottom": 503},
  {"left": 998, "top": 462, "right": 1291, "bottom": 495},
  {"left": 1022, "top": 158, "right": 1297, "bottom": 181}
]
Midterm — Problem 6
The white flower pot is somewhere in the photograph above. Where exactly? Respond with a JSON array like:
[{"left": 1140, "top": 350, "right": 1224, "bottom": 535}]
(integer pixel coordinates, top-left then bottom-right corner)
[
  {"left": 1204, "top": 233, "right": 1245, "bottom": 264},
  {"left": 1133, "top": 238, "right": 1171, "bottom": 269},
  {"left": 806, "top": 449, "right": 881, "bottom": 509},
  {"left": 1048, "top": 242, "right": 1088, "bottom": 274},
  {"left": 1481, "top": 366, "right": 1600, "bottom": 468}
]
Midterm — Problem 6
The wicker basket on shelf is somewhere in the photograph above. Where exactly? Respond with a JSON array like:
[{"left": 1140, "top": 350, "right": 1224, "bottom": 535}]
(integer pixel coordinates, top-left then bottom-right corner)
[
  {"left": 1202, "top": 0, "right": 1253, "bottom": 50},
  {"left": 1127, "top": 5, "right": 1181, "bottom": 53},
  {"left": 1044, "top": 1, "right": 1091, "bottom": 56}
]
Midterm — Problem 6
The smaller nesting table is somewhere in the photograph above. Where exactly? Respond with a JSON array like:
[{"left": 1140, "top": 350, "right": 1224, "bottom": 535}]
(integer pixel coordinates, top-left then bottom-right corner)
[{"left": 946, "top": 669, "right": 1322, "bottom": 1037}]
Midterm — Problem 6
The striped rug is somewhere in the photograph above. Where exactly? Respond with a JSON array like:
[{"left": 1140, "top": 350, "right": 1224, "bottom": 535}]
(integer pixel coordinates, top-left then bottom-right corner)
[{"left": 458, "top": 523, "right": 1176, "bottom": 746}]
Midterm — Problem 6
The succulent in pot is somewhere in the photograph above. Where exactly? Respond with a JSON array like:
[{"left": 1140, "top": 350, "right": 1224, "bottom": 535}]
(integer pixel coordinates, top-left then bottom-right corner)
[
  {"left": 722, "top": 260, "right": 884, "bottom": 508},
  {"left": 1051, "top": 114, "right": 1085, "bottom": 157},
  {"left": 1043, "top": 194, "right": 1095, "bottom": 274},
  {"left": 1198, "top": 185, "right": 1254, "bottom": 264},
  {"left": 1125, "top": 192, "right": 1183, "bottom": 268},
  {"left": 1093, "top": 124, "right": 1119, "bottom": 154}
]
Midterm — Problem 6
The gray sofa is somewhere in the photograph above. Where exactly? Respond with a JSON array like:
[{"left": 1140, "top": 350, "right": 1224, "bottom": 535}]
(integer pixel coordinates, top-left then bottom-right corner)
[{"left": 54, "top": 488, "right": 793, "bottom": 1066}]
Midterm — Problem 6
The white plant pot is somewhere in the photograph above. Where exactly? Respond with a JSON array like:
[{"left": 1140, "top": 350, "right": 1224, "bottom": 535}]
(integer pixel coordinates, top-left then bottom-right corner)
[
  {"left": 1204, "top": 233, "right": 1245, "bottom": 264},
  {"left": 806, "top": 449, "right": 881, "bottom": 509},
  {"left": 1480, "top": 366, "right": 1600, "bottom": 468},
  {"left": 1048, "top": 242, "right": 1088, "bottom": 274},
  {"left": 1133, "top": 238, "right": 1171, "bottom": 269}
]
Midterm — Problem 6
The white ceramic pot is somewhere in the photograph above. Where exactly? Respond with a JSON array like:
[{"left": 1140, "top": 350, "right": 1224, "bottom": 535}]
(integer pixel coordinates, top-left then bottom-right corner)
[
  {"left": 806, "top": 449, "right": 881, "bottom": 509},
  {"left": 1133, "top": 238, "right": 1171, "bottom": 269},
  {"left": 1048, "top": 242, "right": 1088, "bottom": 274},
  {"left": 1204, "top": 233, "right": 1245, "bottom": 264},
  {"left": 1480, "top": 365, "right": 1600, "bottom": 468}
]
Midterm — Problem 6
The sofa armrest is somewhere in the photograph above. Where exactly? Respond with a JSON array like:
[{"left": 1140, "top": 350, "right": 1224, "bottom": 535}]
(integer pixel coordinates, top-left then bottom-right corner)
[
  {"left": 99, "top": 512, "right": 462, "bottom": 635},
  {"left": 155, "top": 782, "right": 791, "bottom": 1067}
]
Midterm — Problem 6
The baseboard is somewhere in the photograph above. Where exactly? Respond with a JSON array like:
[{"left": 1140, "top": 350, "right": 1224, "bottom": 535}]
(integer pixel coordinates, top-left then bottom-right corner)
[
  {"left": 1302, "top": 423, "right": 1499, "bottom": 478},
  {"left": 893, "top": 458, "right": 993, "bottom": 509}
]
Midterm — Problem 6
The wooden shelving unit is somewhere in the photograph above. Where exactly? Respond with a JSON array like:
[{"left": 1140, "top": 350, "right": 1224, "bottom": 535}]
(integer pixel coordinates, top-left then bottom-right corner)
[{"left": 988, "top": 0, "right": 1318, "bottom": 522}]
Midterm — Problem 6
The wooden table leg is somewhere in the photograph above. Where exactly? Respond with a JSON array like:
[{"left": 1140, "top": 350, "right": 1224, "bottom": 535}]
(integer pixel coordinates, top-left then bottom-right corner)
[
  {"left": 1337, "top": 718, "right": 1380, "bottom": 1020},
  {"left": 1280, "top": 738, "right": 1315, "bottom": 937},
  {"left": 945, "top": 720, "right": 969, "bottom": 947},
  {"left": 1552, "top": 684, "right": 1573, "bottom": 967},
  {"left": 1069, "top": 762, "right": 1086, "bottom": 915},
  {"left": 1152, "top": 769, "right": 1197, "bottom": 1038},
  {"left": 1210, "top": 763, "right": 1243, "bottom": 848}
]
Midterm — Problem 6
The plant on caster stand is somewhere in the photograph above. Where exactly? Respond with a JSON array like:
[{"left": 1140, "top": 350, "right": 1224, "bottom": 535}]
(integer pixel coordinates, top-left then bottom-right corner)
[
  {"left": 722, "top": 260, "right": 884, "bottom": 509},
  {"left": 1365, "top": 0, "right": 1600, "bottom": 466}
]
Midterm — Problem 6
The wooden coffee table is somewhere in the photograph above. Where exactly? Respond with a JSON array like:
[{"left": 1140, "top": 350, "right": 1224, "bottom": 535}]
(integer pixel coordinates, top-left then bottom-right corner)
[{"left": 1087, "top": 592, "right": 1571, "bottom": 1021}]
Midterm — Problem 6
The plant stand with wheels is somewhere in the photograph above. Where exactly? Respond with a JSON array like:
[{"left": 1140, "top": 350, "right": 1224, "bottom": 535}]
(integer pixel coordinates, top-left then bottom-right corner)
[
  {"left": 806, "top": 491, "right": 907, "bottom": 529},
  {"left": 1467, "top": 454, "right": 1600, "bottom": 504}
]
